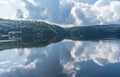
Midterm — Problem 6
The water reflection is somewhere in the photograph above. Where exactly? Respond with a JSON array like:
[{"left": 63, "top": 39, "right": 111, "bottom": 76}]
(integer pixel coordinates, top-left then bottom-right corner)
[
  {"left": 0, "top": 35, "right": 64, "bottom": 51},
  {"left": 0, "top": 36, "right": 120, "bottom": 77},
  {"left": 1, "top": 19, "right": 120, "bottom": 77}
]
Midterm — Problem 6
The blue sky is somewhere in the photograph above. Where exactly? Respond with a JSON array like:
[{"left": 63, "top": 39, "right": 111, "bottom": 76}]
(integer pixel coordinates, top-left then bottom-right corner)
[{"left": 78, "top": 0, "right": 97, "bottom": 4}]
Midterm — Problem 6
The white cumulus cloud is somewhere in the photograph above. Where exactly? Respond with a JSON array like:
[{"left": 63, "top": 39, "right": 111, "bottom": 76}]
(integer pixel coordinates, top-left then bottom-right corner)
[
  {"left": 1, "top": 0, "right": 120, "bottom": 26},
  {"left": 11, "top": 0, "right": 120, "bottom": 26}
]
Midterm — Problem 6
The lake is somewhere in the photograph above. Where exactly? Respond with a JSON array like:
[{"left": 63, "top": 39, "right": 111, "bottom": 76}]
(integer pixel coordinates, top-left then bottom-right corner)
[
  {"left": 0, "top": 39, "right": 120, "bottom": 77},
  {"left": 1, "top": 18, "right": 120, "bottom": 77}
]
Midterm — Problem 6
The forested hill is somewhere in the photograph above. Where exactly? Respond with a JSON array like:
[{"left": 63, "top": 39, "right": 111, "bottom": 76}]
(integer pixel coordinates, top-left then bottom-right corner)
[
  {"left": 0, "top": 18, "right": 66, "bottom": 39},
  {"left": 66, "top": 24, "right": 120, "bottom": 40}
]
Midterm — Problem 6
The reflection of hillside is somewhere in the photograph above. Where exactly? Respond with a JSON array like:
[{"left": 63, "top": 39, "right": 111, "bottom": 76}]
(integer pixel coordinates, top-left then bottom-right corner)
[{"left": 0, "top": 35, "right": 64, "bottom": 51}]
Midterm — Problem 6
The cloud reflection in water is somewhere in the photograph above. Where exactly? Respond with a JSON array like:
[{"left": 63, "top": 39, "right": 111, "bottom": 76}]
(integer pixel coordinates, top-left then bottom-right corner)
[{"left": 0, "top": 40, "right": 120, "bottom": 77}]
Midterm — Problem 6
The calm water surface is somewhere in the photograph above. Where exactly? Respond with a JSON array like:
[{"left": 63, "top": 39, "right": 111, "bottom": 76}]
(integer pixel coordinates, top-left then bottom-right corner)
[{"left": 0, "top": 39, "right": 120, "bottom": 77}]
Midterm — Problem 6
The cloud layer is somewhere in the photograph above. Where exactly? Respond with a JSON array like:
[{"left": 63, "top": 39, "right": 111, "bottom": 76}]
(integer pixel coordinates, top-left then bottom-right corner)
[
  {"left": 13, "top": 0, "right": 120, "bottom": 26},
  {"left": 1, "top": 0, "right": 120, "bottom": 26}
]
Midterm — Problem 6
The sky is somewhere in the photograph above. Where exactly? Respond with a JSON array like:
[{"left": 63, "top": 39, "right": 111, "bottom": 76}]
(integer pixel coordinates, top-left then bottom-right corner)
[
  {"left": 78, "top": 0, "right": 97, "bottom": 4},
  {"left": 0, "top": 0, "right": 120, "bottom": 26}
]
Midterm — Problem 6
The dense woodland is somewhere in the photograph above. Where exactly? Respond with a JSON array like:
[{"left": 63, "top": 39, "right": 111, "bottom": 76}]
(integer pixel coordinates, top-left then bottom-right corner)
[
  {"left": 66, "top": 24, "right": 120, "bottom": 40},
  {"left": 0, "top": 18, "right": 66, "bottom": 39}
]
